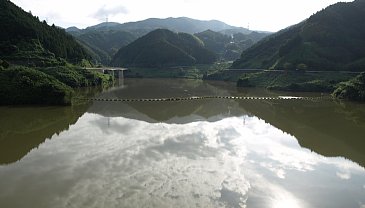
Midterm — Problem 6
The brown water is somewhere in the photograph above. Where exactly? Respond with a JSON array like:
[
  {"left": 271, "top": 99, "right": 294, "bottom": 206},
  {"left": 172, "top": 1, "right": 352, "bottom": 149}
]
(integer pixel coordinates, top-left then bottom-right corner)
[{"left": 0, "top": 78, "right": 365, "bottom": 208}]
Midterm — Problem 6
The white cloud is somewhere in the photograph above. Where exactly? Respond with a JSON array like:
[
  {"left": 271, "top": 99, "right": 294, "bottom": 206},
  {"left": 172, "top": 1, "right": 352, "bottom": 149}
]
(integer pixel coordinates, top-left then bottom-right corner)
[
  {"left": 92, "top": 5, "right": 128, "bottom": 21},
  {"left": 336, "top": 171, "right": 351, "bottom": 180},
  {"left": 1, "top": 114, "right": 364, "bottom": 207}
]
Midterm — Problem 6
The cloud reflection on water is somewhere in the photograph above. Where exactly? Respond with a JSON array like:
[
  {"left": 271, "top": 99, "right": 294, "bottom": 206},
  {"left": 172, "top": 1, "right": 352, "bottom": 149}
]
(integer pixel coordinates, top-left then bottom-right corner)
[{"left": 0, "top": 113, "right": 364, "bottom": 207}]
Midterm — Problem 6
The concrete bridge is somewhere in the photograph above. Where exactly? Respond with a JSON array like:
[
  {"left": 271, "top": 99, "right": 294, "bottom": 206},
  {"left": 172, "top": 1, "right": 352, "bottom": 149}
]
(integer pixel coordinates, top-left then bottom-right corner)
[{"left": 85, "top": 67, "right": 128, "bottom": 78}]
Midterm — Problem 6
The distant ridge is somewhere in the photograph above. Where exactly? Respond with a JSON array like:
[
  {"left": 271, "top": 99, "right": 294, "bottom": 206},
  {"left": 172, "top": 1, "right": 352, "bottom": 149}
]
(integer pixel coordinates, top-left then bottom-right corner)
[{"left": 72, "top": 17, "right": 250, "bottom": 35}]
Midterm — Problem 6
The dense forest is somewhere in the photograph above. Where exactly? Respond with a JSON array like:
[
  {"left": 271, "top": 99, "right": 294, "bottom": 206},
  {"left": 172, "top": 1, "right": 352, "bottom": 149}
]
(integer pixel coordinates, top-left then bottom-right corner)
[
  {"left": 232, "top": 0, "right": 365, "bottom": 71},
  {"left": 0, "top": 0, "right": 91, "bottom": 66},
  {"left": 111, "top": 29, "right": 217, "bottom": 67},
  {"left": 333, "top": 72, "right": 365, "bottom": 101},
  {"left": 0, "top": 0, "right": 112, "bottom": 105}
]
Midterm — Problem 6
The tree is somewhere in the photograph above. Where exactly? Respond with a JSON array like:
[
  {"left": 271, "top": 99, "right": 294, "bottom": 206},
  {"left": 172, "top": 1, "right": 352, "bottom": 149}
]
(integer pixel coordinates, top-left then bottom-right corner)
[
  {"left": 0, "top": 59, "right": 10, "bottom": 68},
  {"left": 297, "top": 63, "right": 308, "bottom": 71}
]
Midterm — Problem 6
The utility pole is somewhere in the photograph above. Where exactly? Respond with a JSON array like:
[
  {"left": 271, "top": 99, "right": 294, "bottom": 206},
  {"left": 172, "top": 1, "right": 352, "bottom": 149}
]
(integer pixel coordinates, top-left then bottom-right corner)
[{"left": 106, "top": 17, "right": 109, "bottom": 30}]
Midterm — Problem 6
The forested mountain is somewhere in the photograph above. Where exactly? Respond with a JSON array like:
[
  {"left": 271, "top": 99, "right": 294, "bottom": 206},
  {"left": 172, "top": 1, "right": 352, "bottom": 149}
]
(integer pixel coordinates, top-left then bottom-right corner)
[
  {"left": 76, "top": 30, "right": 137, "bottom": 64},
  {"left": 195, "top": 30, "right": 270, "bottom": 61},
  {"left": 232, "top": 0, "right": 365, "bottom": 71},
  {"left": 0, "top": 0, "right": 114, "bottom": 105},
  {"left": 111, "top": 29, "right": 217, "bottom": 67},
  {"left": 66, "top": 17, "right": 269, "bottom": 65},
  {"left": 0, "top": 0, "right": 90, "bottom": 65}
]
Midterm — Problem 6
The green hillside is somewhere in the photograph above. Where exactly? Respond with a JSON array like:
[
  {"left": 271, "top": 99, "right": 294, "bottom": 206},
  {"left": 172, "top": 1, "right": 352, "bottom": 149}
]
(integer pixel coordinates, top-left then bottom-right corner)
[
  {"left": 0, "top": 0, "right": 112, "bottom": 105},
  {"left": 0, "top": 0, "right": 90, "bottom": 66},
  {"left": 195, "top": 30, "right": 269, "bottom": 61},
  {"left": 74, "top": 30, "right": 137, "bottom": 65},
  {"left": 111, "top": 29, "right": 217, "bottom": 67},
  {"left": 232, "top": 0, "right": 365, "bottom": 71}
]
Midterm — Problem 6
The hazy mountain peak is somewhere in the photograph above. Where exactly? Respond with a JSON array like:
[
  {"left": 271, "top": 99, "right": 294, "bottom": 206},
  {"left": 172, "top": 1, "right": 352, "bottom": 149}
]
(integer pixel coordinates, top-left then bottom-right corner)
[
  {"left": 65, "top": 26, "right": 80, "bottom": 32},
  {"left": 69, "top": 17, "right": 254, "bottom": 35}
]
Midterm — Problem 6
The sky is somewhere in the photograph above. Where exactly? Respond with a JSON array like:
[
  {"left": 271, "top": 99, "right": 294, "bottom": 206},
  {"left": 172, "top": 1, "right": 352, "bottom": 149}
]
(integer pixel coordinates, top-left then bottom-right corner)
[{"left": 11, "top": 0, "right": 352, "bottom": 32}]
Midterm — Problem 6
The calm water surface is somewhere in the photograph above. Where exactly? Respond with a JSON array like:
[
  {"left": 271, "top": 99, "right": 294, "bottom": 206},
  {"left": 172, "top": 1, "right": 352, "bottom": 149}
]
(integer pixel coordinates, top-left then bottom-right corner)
[{"left": 1, "top": 78, "right": 365, "bottom": 208}]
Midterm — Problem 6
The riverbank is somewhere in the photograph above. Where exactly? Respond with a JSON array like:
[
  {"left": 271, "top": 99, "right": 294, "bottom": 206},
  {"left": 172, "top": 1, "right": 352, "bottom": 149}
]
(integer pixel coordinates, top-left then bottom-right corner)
[
  {"left": 122, "top": 63, "right": 365, "bottom": 102},
  {"left": 333, "top": 72, "right": 365, "bottom": 101},
  {"left": 2, "top": 61, "right": 363, "bottom": 104},
  {"left": 0, "top": 65, "right": 113, "bottom": 105},
  {"left": 235, "top": 70, "right": 365, "bottom": 101},
  {"left": 236, "top": 71, "right": 356, "bottom": 91}
]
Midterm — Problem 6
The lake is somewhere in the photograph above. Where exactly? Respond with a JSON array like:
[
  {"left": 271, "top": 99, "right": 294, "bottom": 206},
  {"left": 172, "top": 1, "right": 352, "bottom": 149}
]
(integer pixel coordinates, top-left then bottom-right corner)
[{"left": 1, "top": 78, "right": 365, "bottom": 208}]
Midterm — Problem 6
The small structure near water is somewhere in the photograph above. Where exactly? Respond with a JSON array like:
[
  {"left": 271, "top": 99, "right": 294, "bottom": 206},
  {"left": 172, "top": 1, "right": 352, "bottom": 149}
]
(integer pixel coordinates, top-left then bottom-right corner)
[{"left": 85, "top": 67, "right": 128, "bottom": 78}]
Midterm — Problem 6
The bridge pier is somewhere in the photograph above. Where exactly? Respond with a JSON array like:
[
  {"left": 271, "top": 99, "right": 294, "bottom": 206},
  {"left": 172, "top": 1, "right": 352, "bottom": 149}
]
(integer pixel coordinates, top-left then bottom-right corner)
[
  {"left": 103, "top": 69, "right": 126, "bottom": 79},
  {"left": 85, "top": 67, "right": 128, "bottom": 78}
]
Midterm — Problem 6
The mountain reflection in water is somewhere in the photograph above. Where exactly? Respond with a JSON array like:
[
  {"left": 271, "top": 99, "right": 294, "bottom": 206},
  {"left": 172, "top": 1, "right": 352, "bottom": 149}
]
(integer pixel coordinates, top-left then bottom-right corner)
[
  {"left": 0, "top": 105, "right": 88, "bottom": 164},
  {"left": 90, "top": 79, "right": 365, "bottom": 168},
  {"left": 0, "top": 78, "right": 365, "bottom": 208}
]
